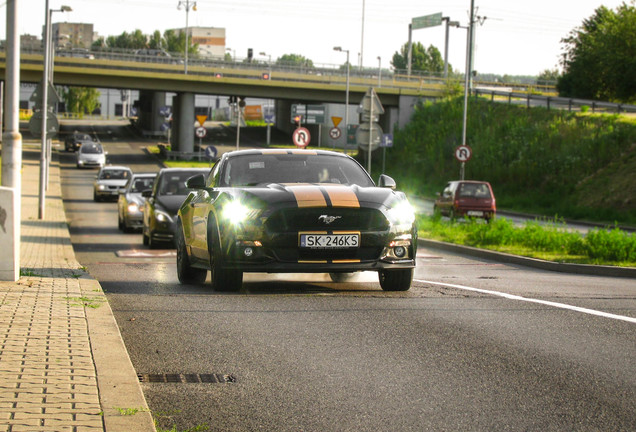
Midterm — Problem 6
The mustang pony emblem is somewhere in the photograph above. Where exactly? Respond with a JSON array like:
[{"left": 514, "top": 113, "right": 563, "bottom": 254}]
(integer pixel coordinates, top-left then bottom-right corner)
[{"left": 319, "top": 215, "right": 341, "bottom": 225}]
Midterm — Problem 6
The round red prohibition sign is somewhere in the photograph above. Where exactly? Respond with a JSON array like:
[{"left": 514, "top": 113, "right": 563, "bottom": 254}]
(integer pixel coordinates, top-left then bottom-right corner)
[
  {"left": 293, "top": 127, "right": 311, "bottom": 148},
  {"left": 455, "top": 144, "right": 472, "bottom": 162}
]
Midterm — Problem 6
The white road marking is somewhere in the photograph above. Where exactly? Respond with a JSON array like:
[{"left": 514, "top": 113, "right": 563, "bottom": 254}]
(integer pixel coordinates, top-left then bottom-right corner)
[{"left": 414, "top": 279, "right": 636, "bottom": 324}]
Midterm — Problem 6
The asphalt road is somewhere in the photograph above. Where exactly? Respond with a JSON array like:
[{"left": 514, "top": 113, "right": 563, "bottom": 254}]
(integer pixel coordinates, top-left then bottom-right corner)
[{"left": 58, "top": 124, "right": 636, "bottom": 431}]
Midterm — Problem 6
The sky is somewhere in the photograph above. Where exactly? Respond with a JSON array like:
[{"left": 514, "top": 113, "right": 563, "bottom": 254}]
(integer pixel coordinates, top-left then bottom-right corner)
[{"left": 1, "top": 0, "right": 632, "bottom": 76}]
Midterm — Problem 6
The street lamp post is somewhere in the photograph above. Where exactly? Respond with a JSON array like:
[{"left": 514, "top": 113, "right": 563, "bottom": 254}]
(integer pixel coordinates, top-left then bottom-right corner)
[
  {"left": 259, "top": 51, "right": 272, "bottom": 75},
  {"left": 177, "top": 0, "right": 196, "bottom": 74},
  {"left": 377, "top": 56, "right": 381, "bottom": 88},
  {"left": 39, "top": 1, "right": 71, "bottom": 219},
  {"left": 225, "top": 47, "right": 235, "bottom": 61},
  {"left": 333, "top": 47, "right": 349, "bottom": 150}
]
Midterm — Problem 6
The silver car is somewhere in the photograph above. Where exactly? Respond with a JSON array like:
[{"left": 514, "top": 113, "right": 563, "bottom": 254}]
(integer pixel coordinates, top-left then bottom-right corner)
[
  {"left": 77, "top": 141, "right": 107, "bottom": 168},
  {"left": 117, "top": 173, "right": 156, "bottom": 231},
  {"left": 93, "top": 166, "right": 132, "bottom": 202}
]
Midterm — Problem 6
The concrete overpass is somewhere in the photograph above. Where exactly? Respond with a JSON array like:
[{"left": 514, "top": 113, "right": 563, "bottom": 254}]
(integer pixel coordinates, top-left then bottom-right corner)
[{"left": 1, "top": 51, "right": 446, "bottom": 151}]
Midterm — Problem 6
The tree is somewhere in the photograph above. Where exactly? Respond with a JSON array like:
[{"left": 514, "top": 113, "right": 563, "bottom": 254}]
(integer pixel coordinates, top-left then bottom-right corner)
[
  {"left": 276, "top": 54, "right": 314, "bottom": 68},
  {"left": 391, "top": 42, "right": 446, "bottom": 74},
  {"left": 557, "top": 3, "right": 636, "bottom": 102},
  {"left": 61, "top": 87, "right": 101, "bottom": 117},
  {"left": 537, "top": 69, "right": 560, "bottom": 86}
]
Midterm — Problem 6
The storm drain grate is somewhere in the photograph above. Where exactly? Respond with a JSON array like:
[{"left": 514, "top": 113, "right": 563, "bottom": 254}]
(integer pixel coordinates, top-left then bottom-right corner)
[{"left": 137, "top": 373, "right": 237, "bottom": 384}]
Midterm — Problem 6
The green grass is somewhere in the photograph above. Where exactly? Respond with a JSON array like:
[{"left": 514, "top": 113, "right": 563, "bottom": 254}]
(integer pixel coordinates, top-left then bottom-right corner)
[{"left": 418, "top": 215, "right": 636, "bottom": 267}]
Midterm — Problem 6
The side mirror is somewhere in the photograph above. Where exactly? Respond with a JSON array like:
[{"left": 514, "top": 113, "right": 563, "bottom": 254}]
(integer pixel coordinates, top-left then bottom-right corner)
[
  {"left": 378, "top": 174, "right": 396, "bottom": 190},
  {"left": 185, "top": 174, "right": 206, "bottom": 189},
  {"left": 142, "top": 189, "right": 152, "bottom": 198}
]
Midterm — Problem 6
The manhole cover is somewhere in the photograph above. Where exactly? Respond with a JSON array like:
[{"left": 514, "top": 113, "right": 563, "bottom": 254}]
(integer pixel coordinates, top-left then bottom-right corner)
[{"left": 137, "top": 373, "right": 236, "bottom": 383}]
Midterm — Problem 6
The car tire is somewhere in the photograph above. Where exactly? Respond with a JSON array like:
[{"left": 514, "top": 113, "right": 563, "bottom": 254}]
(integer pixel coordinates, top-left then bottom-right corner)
[
  {"left": 378, "top": 268, "right": 413, "bottom": 291},
  {"left": 142, "top": 230, "right": 149, "bottom": 246},
  {"left": 176, "top": 222, "right": 207, "bottom": 285},
  {"left": 93, "top": 192, "right": 100, "bottom": 202},
  {"left": 329, "top": 272, "right": 356, "bottom": 283},
  {"left": 208, "top": 218, "right": 242, "bottom": 292}
]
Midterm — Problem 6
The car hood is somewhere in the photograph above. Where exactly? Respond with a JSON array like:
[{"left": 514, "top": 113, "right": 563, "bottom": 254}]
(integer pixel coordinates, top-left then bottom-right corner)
[
  {"left": 156, "top": 194, "right": 188, "bottom": 215},
  {"left": 226, "top": 183, "right": 405, "bottom": 211}
]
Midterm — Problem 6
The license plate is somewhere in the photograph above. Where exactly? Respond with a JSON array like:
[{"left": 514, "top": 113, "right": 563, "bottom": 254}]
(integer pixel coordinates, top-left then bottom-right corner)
[
  {"left": 467, "top": 211, "right": 484, "bottom": 216},
  {"left": 300, "top": 233, "right": 359, "bottom": 249}
]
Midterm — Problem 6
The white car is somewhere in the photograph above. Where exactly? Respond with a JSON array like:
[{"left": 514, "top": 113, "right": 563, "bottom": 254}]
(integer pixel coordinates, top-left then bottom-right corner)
[
  {"left": 77, "top": 141, "right": 107, "bottom": 169},
  {"left": 93, "top": 166, "right": 132, "bottom": 202}
]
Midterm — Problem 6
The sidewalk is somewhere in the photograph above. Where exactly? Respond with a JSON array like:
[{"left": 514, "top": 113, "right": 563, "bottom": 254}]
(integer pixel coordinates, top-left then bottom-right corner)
[{"left": 0, "top": 146, "right": 155, "bottom": 431}]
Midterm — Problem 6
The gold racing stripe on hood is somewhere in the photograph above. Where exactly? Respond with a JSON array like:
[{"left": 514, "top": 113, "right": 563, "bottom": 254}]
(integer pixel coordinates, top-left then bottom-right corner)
[
  {"left": 288, "top": 185, "right": 327, "bottom": 208},
  {"left": 324, "top": 185, "right": 360, "bottom": 208}
]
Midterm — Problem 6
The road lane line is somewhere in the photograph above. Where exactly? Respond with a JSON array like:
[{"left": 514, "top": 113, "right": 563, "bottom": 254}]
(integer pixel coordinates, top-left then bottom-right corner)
[{"left": 414, "top": 279, "right": 636, "bottom": 324}]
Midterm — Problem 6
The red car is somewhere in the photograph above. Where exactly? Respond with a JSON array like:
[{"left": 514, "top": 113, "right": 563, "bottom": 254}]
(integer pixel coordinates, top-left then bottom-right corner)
[{"left": 434, "top": 180, "right": 496, "bottom": 222}]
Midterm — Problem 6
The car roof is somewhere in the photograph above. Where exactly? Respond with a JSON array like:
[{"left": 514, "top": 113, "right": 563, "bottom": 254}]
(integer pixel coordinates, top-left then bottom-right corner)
[
  {"left": 131, "top": 172, "right": 157, "bottom": 178},
  {"left": 224, "top": 148, "right": 350, "bottom": 159}
]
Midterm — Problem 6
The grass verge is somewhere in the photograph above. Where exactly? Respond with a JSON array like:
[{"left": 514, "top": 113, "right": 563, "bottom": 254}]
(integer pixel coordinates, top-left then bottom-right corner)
[{"left": 418, "top": 215, "right": 636, "bottom": 267}]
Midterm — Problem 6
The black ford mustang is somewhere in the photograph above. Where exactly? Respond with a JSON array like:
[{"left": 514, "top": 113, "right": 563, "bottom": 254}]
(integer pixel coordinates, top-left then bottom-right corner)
[{"left": 177, "top": 149, "right": 417, "bottom": 291}]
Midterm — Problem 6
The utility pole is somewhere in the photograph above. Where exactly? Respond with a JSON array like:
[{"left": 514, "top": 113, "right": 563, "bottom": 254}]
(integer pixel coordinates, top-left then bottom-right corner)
[
  {"left": 1, "top": 0, "right": 23, "bottom": 281},
  {"left": 461, "top": 0, "right": 476, "bottom": 181},
  {"left": 177, "top": 0, "right": 197, "bottom": 74}
]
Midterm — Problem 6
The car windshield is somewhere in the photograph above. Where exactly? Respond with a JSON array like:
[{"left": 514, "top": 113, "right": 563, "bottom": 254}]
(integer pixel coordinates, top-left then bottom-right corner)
[
  {"left": 131, "top": 177, "right": 155, "bottom": 193},
  {"left": 222, "top": 153, "right": 374, "bottom": 187},
  {"left": 458, "top": 183, "right": 491, "bottom": 198},
  {"left": 76, "top": 133, "right": 91, "bottom": 140},
  {"left": 99, "top": 169, "right": 129, "bottom": 180},
  {"left": 80, "top": 143, "right": 103, "bottom": 154},
  {"left": 158, "top": 172, "right": 201, "bottom": 196}
]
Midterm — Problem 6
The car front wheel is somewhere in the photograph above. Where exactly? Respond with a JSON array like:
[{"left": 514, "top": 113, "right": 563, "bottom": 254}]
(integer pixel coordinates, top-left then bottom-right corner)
[
  {"left": 176, "top": 224, "right": 207, "bottom": 285},
  {"left": 378, "top": 268, "right": 413, "bottom": 291},
  {"left": 208, "top": 219, "right": 242, "bottom": 291}
]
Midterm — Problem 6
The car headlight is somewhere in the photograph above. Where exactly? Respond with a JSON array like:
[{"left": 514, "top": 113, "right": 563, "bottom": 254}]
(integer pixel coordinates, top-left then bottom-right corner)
[
  {"left": 387, "top": 200, "right": 416, "bottom": 225},
  {"left": 155, "top": 210, "right": 173, "bottom": 223},
  {"left": 97, "top": 184, "right": 107, "bottom": 190},
  {"left": 127, "top": 202, "right": 140, "bottom": 213},
  {"left": 222, "top": 200, "right": 251, "bottom": 225}
]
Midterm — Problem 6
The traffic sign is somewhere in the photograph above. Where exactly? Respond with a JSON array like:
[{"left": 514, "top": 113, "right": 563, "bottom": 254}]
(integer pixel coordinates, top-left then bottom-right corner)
[
  {"left": 195, "top": 127, "right": 207, "bottom": 138},
  {"left": 292, "top": 104, "right": 325, "bottom": 125},
  {"left": 292, "top": 127, "right": 311, "bottom": 148},
  {"left": 264, "top": 114, "right": 275, "bottom": 124},
  {"left": 412, "top": 12, "right": 443, "bottom": 29},
  {"left": 160, "top": 122, "right": 171, "bottom": 131},
  {"left": 329, "top": 127, "right": 341, "bottom": 140},
  {"left": 205, "top": 145, "right": 217, "bottom": 160},
  {"left": 159, "top": 106, "right": 171, "bottom": 117},
  {"left": 356, "top": 122, "right": 383, "bottom": 152},
  {"left": 455, "top": 145, "right": 472, "bottom": 162},
  {"left": 28, "top": 110, "right": 59, "bottom": 138},
  {"left": 380, "top": 133, "right": 393, "bottom": 148},
  {"left": 196, "top": 115, "right": 208, "bottom": 126}
]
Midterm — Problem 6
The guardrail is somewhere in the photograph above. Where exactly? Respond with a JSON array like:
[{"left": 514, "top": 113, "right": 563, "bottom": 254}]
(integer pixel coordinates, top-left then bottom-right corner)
[
  {"left": 8, "top": 46, "right": 556, "bottom": 96},
  {"left": 474, "top": 88, "right": 636, "bottom": 114}
]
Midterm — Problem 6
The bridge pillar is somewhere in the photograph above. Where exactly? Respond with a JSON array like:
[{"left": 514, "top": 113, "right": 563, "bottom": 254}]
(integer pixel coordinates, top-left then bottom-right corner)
[
  {"left": 170, "top": 92, "right": 195, "bottom": 153},
  {"left": 137, "top": 90, "right": 166, "bottom": 136}
]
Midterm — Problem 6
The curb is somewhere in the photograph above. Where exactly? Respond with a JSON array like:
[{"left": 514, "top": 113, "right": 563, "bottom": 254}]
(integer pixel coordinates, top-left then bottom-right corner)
[{"left": 419, "top": 239, "right": 636, "bottom": 279}]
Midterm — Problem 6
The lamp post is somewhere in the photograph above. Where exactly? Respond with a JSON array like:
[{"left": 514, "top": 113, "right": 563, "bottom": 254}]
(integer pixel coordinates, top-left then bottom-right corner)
[
  {"left": 177, "top": 0, "right": 196, "bottom": 74},
  {"left": 259, "top": 51, "right": 272, "bottom": 75},
  {"left": 39, "top": 1, "right": 71, "bottom": 219},
  {"left": 225, "top": 47, "right": 235, "bottom": 61},
  {"left": 377, "top": 56, "right": 381, "bottom": 88},
  {"left": 333, "top": 46, "right": 350, "bottom": 149}
]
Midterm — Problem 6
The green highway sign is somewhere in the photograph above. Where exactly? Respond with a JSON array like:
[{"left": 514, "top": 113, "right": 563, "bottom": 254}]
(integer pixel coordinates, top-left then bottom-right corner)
[{"left": 412, "top": 12, "right": 442, "bottom": 30}]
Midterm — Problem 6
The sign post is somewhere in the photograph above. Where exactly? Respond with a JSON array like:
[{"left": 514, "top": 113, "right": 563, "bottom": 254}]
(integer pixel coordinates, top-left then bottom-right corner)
[{"left": 454, "top": 144, "right": 472, "bottom": 180}]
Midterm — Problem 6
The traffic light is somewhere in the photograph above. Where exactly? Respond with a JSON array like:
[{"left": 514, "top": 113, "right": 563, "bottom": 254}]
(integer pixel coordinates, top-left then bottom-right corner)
[
  {"left": 247, "top": 48, "right": 253, "bottom": 62},
  {"left": 261, "top": 72, "right": 270, "bottom": 80}
]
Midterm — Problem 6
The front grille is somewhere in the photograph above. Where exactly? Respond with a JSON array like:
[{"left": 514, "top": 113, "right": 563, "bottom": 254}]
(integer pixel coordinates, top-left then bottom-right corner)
[{"left": 265, "top": 207, "right": 388, "bottom": 232}]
